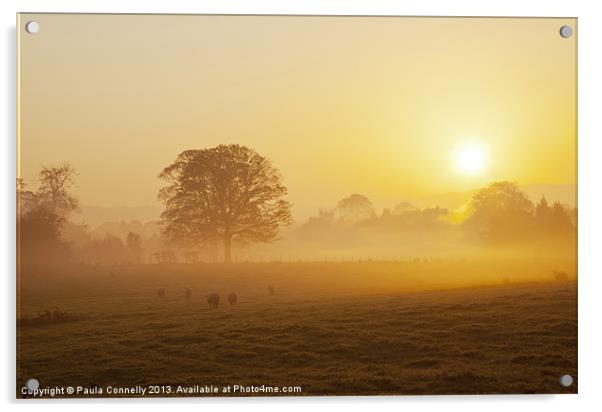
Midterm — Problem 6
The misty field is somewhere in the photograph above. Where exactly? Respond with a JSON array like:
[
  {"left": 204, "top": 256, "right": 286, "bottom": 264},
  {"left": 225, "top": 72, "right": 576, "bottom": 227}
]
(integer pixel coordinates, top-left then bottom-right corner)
[{"left": 17, "top": 262, "right": 577, "bottom": 397}]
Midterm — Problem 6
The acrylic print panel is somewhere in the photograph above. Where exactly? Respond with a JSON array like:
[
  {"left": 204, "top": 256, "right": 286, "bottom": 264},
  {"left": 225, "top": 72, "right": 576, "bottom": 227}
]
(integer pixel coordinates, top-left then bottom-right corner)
[{"left": 16, "top": 14, "right": 577, "bottom": 398}]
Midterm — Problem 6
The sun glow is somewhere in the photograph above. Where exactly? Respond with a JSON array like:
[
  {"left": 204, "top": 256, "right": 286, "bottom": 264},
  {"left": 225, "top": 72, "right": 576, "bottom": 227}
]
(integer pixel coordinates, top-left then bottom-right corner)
[{"left": 453, "top": 143, "right": 489, "bottom": 175}]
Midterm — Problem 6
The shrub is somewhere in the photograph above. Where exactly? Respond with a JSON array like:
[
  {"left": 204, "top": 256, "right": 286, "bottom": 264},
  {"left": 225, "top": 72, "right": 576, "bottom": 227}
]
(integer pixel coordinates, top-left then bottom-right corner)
[{"left": 18, "top": 309, "right": 84, "bottom": 327}]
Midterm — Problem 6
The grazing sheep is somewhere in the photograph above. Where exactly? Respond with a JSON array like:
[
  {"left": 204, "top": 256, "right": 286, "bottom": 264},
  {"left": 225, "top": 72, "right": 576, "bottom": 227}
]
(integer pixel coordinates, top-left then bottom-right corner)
[
  {"left": 267, "top": 285, "right": 275, "bottom": 296},
  {"left": 554, "top": 270, "right": 569, "bottom": 282},
  {"left": 157, "top": 288, "right": 166, "bottom": 298},
  {"left": 228, "top": 292, "right": 238, "bottom": 306},
  {"left": 184, "top": 288, "right": 192, "bottom": 299},
  {"left": 207, "top": 292, "right": 220, "bottom": 308}
]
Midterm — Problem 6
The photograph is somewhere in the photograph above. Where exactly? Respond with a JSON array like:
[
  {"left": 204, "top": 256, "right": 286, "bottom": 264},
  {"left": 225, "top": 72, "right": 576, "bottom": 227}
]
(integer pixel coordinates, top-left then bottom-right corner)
[{"left": 16, "top": 14, "right": 577, "bottom": 398}]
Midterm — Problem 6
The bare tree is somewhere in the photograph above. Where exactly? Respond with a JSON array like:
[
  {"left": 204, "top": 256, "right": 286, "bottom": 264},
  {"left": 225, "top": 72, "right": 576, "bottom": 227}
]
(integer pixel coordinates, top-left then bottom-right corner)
[
  {"left": 158, "top": 144, "right": 292, "bottom": 263},
  {"left": 37, "top": 162, "right": 78, "bottom": 218},
  {"left": 17, "top": 164, "right": 78, "bottom": 267}
]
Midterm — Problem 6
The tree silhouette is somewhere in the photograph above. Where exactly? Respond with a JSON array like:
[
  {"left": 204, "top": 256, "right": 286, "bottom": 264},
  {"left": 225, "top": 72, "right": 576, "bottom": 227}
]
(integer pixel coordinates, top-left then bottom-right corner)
[
  {"left": 393, "top": 201, "right": 416, "bottom": 215},
  {"left": 159, "top": 144, "right": 292, "bottom": 263},
  {"left": 336, "top": 194, "right": 375, "bottom": 223},
  {"left": 16, "top": 178, "right": 26, "bottom": 193},
  {"left": 126, "top": 232, "right": 143, "bottom": 263},
  {"left": 18, "top": 202, "right": 67, "bottom": 265},
  {"left": 17, "top": 163, "right": 78, "bottom": 268},
  {"left": 549, "top": 201, "right": 575, "bottom": 234},
  {"left": 465, "top": 181, "right": 534, "bottom": 241},
  {"left": 535, "top": 196, "right": 554, "bottom": 232},
  {"left": 37, "top": 162, "right": 78, "bottom": 218}
]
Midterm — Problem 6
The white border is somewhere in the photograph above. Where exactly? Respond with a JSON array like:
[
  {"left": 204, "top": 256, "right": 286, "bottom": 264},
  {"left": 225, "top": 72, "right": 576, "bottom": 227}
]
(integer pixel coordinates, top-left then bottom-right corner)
[{"left": 2, "top": 1, "right": 601, "bottom": 411}]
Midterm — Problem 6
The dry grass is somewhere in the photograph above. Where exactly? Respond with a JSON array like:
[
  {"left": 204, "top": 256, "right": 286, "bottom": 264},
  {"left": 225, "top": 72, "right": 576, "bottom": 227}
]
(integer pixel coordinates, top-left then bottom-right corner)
[{"left": 17, "top": 262, "right": 577, "bottom": 397}]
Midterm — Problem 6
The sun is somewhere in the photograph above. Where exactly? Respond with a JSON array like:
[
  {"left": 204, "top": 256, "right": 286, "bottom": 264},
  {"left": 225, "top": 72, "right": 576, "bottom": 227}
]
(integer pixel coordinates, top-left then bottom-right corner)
[{"left": 452, "top": 142, "right": 488, "bottom": 175}]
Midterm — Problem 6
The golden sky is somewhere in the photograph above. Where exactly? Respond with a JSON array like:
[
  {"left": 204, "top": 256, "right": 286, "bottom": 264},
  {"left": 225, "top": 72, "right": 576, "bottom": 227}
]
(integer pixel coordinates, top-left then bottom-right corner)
[{"left": 18, "top": 14, "right": 577, "bottom": 220}]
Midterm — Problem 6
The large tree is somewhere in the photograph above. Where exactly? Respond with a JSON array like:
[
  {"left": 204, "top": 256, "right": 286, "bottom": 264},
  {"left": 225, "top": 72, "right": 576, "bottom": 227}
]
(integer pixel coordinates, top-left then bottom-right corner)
[{"left": 158, "top": 144, "right": 292, "bottom": 263}]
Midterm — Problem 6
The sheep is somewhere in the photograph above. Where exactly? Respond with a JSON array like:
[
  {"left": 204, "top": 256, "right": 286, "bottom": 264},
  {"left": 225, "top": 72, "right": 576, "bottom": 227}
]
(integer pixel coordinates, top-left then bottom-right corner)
[
  {"left": 228, "top": 292, "right": 238, "bottom": 306},
  {"left": 184, "top": 288, "right": 192, "bottom": 299},
  {"left": 157, "top": 288, "right": 166, "bottom": 298},
  {"left": 553, "top": 270, "right": 569, "bottom": 282},
  {"left": 267, "top": 285, "right": 275, "bottom": 296},
  {"left": 207, "top": 292, "right": 220, "bottom": 308}
]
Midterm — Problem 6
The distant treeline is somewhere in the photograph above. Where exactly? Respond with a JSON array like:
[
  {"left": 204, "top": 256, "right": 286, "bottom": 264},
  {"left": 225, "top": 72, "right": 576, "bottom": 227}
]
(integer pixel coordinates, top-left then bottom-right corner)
[
  {"left": 300, "top": 182, "right": 575, "bottom": 243},
  {"left": 17, "top": 159, "right": 576, "bottom": 269}
]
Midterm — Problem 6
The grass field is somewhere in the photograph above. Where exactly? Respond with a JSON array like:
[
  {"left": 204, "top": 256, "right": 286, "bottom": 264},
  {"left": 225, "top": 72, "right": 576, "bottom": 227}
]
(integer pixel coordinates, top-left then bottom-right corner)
[{"left": 17, "top": 261, "right": 577, "bottom": 397}]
